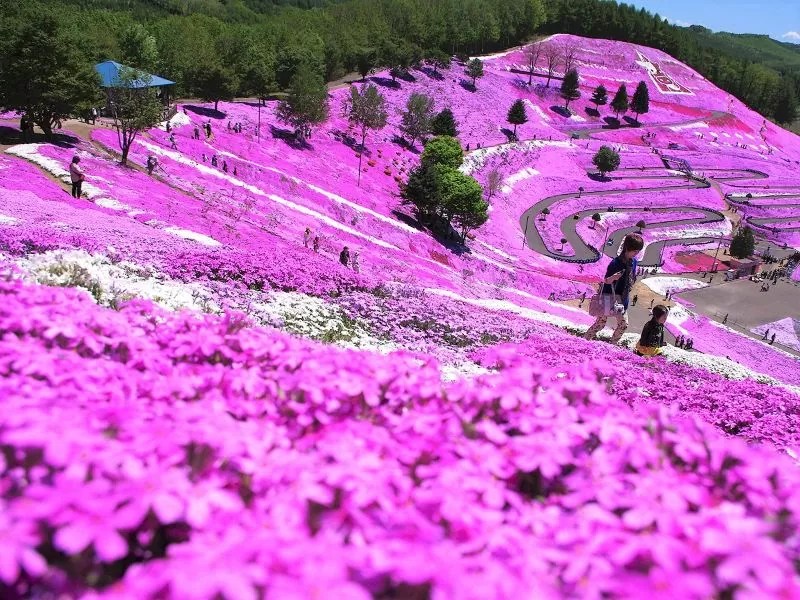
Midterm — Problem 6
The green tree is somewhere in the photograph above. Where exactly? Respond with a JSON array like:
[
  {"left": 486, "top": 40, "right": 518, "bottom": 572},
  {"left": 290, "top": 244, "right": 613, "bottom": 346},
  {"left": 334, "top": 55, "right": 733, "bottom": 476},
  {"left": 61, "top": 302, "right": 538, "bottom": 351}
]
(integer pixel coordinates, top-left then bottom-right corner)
[
  {"left": 427, "top": 50, "right": 451, "bottom": 75},
  {"left": 773, "top": 79, "right": 798, "bottom": 124},
  {"left": 275, "top": 38, "right": 325, "bottom": 90},
  {"left": 0, "top": 13, "right": 101, "bottom": 140},
  {"left": 401, "top": 163, "right": 444, "bottom": 221},
  {"left": 440, "top": 169, "right": 488, "bottom": 242},
  {"left": 630, "top": 81, "right": 650, "bottom": 123},
  {"left": 466, "top": 58, "right": 484, "bottom": 87},
  {"left": 591, "top": 84, "right": 608, "bottom": 111},
  {"left": 431, "top": 108, "right": 458, "bottom": 137},
  {"left": 560, "top": 68, "right": 581, "bottom": 110},
  {"left": 344, "top": 83, "right": 388, "bottom": 186},
  {"left": 193, "top": 64, "right": 238, "bottom": 111},
  {"left": 593, "top": 145, "right": 621, "bottom": 177},
  {"left": 507, "top": 99, "right": 528, "bottom": 137},
  {"left": 729, "top": 226, "right": 755, "bottom": 259},
  {"left": 276, "top": 67, "right": 329, "bottom": 142},
  {"left": 400, "top": 92, "right": 435, "bottom": 149},
  {"left": 421, "top": 136, "right": 463, "bottom": 170},
  {"left": 356, "top": 47, "right": 377, "bottom": 80},
  {"left": 611, "top": 84, "right": 629, "bottom": 119},
  {"left": 108, "top": 68, "right": 164, "bottom": 166},
  {"left": 119, "top": 24, "right": 160, "bottom": 72}
]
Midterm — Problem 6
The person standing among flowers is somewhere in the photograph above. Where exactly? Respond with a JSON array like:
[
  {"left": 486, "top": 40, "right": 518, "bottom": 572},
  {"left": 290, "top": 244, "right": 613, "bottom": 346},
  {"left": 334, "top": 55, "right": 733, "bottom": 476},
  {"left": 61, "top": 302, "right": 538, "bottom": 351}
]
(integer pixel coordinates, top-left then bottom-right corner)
[
  {"left": 69, "top": 156, "right": 85, "bottom": 198},
  {"left": 351, "top": 249, "right": 360, "bottom": 273},
  {"left": 313, "top": 236, "right": 320, "bottom": 253},
  {"left": 339, "top": 246, "right": 350, "bottom": 267},
  {"left": 585, "top": 232, "right": 644, "bottom": 344},
  {"left": 303, "top": 228, "right": 311, "bottom": 248}
]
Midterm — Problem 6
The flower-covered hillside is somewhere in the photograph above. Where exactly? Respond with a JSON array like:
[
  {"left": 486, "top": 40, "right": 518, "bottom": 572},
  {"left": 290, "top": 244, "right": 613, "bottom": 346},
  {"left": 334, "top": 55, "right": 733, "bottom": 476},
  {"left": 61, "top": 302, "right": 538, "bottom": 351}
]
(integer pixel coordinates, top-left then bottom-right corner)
[{"left": 2, "top": 31, "right": 800, "bottom": 599}]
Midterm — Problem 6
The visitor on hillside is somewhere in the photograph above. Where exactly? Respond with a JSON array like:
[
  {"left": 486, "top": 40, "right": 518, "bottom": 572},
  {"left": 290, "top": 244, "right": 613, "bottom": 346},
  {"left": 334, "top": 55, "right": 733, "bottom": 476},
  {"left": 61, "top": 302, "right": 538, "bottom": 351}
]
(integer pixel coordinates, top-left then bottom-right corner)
[
  {"left": 228, "top": 121, "right": 232, "bottom": 131},
  {"left": 20, "top": 115, "right": 29, "bottom": 142},
  {"left": 90, "top": 107, "right": 98, "bottom": 125},
  {"left": 632, "top": 294, "right": 638, "bottom": 307},
  {"left": 193, "top": 126, "right": 200, "bottom": 140},
  {"left": 313, "top": 236, "right": 320, "bottom": 253},
  {"left": 722, "top": 313, "right": 728, "bottom": 324},
  {"left": 146, "top": 155, "right": 158, "bottom": 175},
  {"left": 169, "top": 133, "right": 177, "bottom": 150},
  {"left": 686, "top": 338, "right": 694, "bottom": 350},
  {"left": 233, "top": 166, "right": 237, "bottom": 177},
  {"left": 211, "top": 155, "right": 218, "bottom": 168},
  {"left": 635, "top": 304, "right": 668, "bottom": 357},
  {"left": 222, "top": 160, "right": 228, "bottom": 173},
  {"left": 677, "top": 335, "right": 684, "bottom": 348},
  {"left": 69, "top": 156, "right": 85, "bottom": 198},
  {"left": 579, "top": 291, "right": 586, "bottom": 307},
  {"left": 205, "top": 122, "right": 212, "bottom": 138},
  {"left": 771, "top": 333, "right": 777, "bottom": 345},
  {"left": 166, "top": 122, "right": 171, "bottom": 134},
  {"left": 339, "top": 246, "right": 350, "bottom": 267},
  {"left": 352, "top": 249, "right": 360, "bottom": 273},
  {"left": 584, "top": 232, "right": 644, "bottom": 344},
  {"left": 763, "top": 329, "right": 770, "bottom": 340},
  {"left": 649, "top": 298, "right": 654, "bottom": 309},
  {"left": 304, "top": 228, "right": 311, "bottom": 248}
]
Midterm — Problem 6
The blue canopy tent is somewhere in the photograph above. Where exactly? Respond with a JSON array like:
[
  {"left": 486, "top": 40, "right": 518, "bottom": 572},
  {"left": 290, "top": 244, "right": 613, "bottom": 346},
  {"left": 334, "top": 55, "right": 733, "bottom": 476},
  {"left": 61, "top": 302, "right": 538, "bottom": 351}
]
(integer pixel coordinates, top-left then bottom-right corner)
[{"left": 95, "top": 61, "right": 176, "bottom": 116}]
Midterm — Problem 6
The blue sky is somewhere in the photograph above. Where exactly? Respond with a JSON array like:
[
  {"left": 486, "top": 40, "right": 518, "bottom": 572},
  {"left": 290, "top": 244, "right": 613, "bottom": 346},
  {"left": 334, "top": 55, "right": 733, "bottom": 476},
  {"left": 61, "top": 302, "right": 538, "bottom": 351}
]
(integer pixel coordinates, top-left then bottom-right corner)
[{"left": 624, "top": 0, "right": 800, "bottom": 43}]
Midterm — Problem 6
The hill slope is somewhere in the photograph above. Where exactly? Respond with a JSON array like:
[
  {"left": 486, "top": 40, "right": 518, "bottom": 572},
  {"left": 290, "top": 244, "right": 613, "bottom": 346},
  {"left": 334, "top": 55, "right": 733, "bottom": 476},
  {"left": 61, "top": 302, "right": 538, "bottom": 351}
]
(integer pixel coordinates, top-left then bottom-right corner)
[{"left": 1, "top": 33, "right": 800, "bottom": 598}]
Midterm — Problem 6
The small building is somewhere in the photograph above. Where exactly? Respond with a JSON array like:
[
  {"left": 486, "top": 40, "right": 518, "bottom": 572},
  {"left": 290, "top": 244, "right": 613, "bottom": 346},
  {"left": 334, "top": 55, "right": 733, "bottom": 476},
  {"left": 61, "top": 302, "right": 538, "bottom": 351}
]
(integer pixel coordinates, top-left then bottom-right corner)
[
  {"left": 728, "top": 257, "right": 762, "bottom": 277},
  {"left": 94, "top": 60, "right": 175, "bottom": 117}
]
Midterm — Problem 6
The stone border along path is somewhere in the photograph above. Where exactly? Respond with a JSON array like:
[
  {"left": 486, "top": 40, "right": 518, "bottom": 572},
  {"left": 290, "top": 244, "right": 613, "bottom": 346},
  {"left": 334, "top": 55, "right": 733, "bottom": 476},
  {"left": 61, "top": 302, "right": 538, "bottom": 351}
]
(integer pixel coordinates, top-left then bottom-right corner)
[{"left": 515, "top": 105, "right": 800, "bottom": 264}]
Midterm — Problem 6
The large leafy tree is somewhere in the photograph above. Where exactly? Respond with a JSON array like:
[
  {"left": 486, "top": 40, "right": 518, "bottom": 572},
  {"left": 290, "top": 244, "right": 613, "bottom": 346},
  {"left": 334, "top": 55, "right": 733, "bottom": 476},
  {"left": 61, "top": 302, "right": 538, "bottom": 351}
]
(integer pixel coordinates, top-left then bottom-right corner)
[
  {"left": 560, "top": 68, "right": 581, "bottom": 110},
  {"left": 108, "top": 69, "right": 164, "bottom": 166},
  {"left": 344, "top": 83, "right": 388, "bottom": 185},
  {"left": 466, "top": 58, "right": 484, "bottom": 87},
  {"left": 276, "top": 66, "right": 329, "bottom": 142},
  {"left": 440, "top": 169, "right": 489, "bottom": 242},
  {"left": 193, "top": 64, "right": 238, "bottom": 112},
  {"left": 729, "top": 226, "right": 755, "bottom": 259},
  {"left": 402, "top": 162, "right": 444, "bottom": 221},
  {"left": 507, "top": 99, "right": 528, "bottom": 137},
  {"left": 593, "top": 145, "right": 621, "bottom": 177},
  {"left": 591, "top": 85, "right": 608, "bottom": 112},
  {"left": 400, "top": 92, "right": 435, "bottom": 149},
  {"left": 611, "top": 84, "right": 629, "bottom": 119},
  {"left": 431, "top": 108, "right": 458, "bottom": 137},
  {"left": 630, "top": 81, "right": 650, "bottom": 124},
  {"left": 0, "top": 13, "right": 101, "bottom": 140},
  {"left": 421, "top": 136, "right": 464, "bottom": 170},
  {"left": 119, "top": 24, "right": 160, "bottom": 72}
]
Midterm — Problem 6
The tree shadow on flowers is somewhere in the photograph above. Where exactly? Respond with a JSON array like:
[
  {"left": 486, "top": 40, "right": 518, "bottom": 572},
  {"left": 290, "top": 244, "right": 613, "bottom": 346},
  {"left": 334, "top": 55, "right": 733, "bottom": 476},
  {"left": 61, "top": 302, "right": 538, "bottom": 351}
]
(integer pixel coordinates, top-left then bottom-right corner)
[
  {"left": 550, "top": 105, "right": 572, "bottom": 118},
  {"left": 269, "top": 125, "right": 312, "bottom": 150},
  {"left": 184, "top": 105, "right": 226, "bottom": 119},
  {"left": 417, "top": 66, "right": 444, "bottom": 81},
  {"left": 0, "top": 125, "right": 79, "bottom": 147},
  {"left": 369, "top": 76, "right": 401, "bottom": 90}
]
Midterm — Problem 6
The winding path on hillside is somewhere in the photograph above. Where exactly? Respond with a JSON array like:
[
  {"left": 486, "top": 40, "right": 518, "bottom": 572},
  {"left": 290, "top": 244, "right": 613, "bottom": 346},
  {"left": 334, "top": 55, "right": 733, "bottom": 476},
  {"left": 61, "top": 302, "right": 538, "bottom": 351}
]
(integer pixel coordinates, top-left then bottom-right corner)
[
  {"left": 517, "top": 162, "right": 774, "bottom": 264},
  {"left": 514, "top": 102, "right": 800, "bottom": 264}
]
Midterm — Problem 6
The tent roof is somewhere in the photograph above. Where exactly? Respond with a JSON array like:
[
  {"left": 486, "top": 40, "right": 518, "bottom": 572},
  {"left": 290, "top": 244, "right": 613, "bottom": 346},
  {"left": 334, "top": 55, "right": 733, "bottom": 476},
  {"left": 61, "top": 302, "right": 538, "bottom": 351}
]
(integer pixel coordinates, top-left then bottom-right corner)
[{"left": 95, "top": 60, "right": 175, "bottom": 88}]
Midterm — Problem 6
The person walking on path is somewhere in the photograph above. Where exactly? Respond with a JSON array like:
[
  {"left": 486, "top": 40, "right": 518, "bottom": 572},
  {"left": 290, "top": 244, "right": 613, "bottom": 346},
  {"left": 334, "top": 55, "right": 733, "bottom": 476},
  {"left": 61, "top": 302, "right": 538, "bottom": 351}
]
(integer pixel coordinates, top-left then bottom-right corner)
[
  {"left": 722, "top": 313, "right": 728, "bottom": 324},
  {"left": 649, "top": 298, "right": 654, "bottom": 309},
  {"left": 635, "top": 304, "right": 668, "bottom": 356},
  {"left": 146, "top": 155, "right": 158, "bottom": 175},
  {"left": 351, "top": 249, "right": 360, "bottom": 273},
  {"left": 585, "top": 233, "right": 644, "bottom": 344},
  {"left": 169, "top": 133, "right": 177, "bottom": 150},
  {"left": 303, "top": 228, "right": 311, "bottom": 248},
  {"left": 193, "top": 126, "right": 200, "bottom": 140},
  {"left": 69, "top": 156, "right": 85, "bottom": 198},
  {"left": 211, "top": 155, "right": 218, "bottom": 168},
  {"left": 339, "top": 246, "right": 350, "bottom": 267},
  {"left": 313, "top": 236, "right": 320, "bottom": 253},
  {"left": 632, "top": 294, "right": 638, "bottom": 307},
  {"left": 770, "top": 333, "right": 777, "bottom": 345}
]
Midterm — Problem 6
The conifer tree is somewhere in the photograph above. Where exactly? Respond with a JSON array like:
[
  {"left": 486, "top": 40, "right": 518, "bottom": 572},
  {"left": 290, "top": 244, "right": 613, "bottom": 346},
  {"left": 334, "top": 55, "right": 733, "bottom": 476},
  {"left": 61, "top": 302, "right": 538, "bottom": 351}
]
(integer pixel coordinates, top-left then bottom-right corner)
[
  {"left": 591, "top": 85, "right": 608, "bottom": 112},
  {"left": 560, "top": 69, "right": 581, "bottom": 110},
  {"left": 507, "top": 99, "right": 528, "bottom": 137},
  {"left": 611, "top": 84, "right": 629, "bottom": 119},
  {"left": 630, "top": 81, "right": 650, "bottom": 124}
]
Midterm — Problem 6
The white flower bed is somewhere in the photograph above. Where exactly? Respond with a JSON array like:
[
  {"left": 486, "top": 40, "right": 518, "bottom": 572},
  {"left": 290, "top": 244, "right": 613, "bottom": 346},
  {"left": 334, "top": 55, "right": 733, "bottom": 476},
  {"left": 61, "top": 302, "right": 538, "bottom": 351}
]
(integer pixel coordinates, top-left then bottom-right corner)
[
  {"left": 5, "top": 249, "right": 217, "bottom": 312},
  {"left": 641, "top": 276, "right": 708, "bottom": 296}
]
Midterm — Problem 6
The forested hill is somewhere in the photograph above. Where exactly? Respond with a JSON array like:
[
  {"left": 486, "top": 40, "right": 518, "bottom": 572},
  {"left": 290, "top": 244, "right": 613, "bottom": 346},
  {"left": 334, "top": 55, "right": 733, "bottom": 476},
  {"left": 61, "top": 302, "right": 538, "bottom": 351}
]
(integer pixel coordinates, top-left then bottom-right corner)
[{"left": 0, "top": 0, "right": 797, "bottom": 125}]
